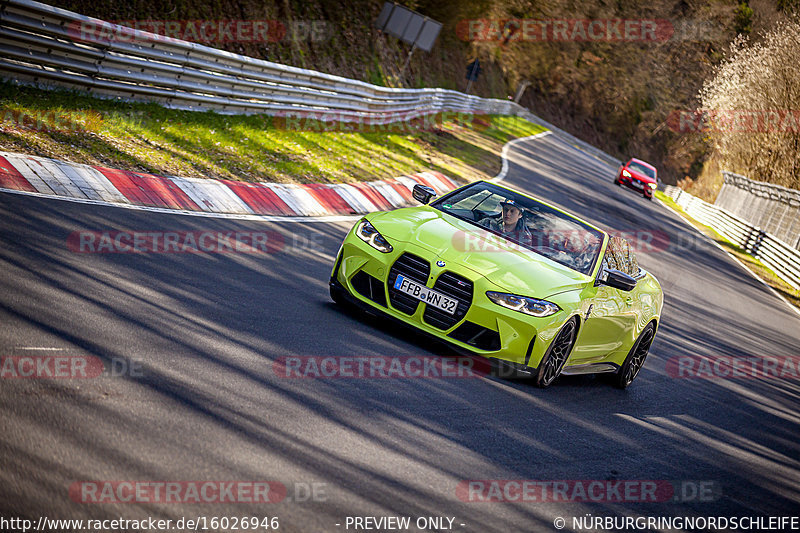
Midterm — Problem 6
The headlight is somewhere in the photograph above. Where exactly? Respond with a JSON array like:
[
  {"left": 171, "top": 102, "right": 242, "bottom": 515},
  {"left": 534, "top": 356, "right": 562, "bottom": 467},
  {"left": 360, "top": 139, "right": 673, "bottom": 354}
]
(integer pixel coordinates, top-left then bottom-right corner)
[
  {"left": 622, "top": 169, "right": 631, "bottom": 178},
  {"left": 647, "top": 182, "right": 657, "bottom": 189},
  {"left": 355, "top": 220, "right": 393, "bottom": 253},
  {"left": 486, "top": 291, "right": 560, "bottom": 317}
]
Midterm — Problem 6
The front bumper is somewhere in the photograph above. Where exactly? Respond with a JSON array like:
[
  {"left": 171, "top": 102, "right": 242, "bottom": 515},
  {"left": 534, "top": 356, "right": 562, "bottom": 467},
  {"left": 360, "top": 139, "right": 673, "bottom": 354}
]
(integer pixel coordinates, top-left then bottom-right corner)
[
  {"left": 331, "top": 236, "right": 569, "bottom": 370},
  {"left": 618, "top": 174, "right": 654, "bottom": 196}
]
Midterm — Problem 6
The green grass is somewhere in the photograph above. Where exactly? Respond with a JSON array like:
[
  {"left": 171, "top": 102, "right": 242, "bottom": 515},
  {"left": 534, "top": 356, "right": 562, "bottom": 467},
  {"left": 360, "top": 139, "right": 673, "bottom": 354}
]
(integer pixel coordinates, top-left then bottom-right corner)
[
  {"left": 655, "top": 190, "right": 800, "bottom": 310},
  {"left": 0, "top": 82, "right": 547, "bottom": 185}
]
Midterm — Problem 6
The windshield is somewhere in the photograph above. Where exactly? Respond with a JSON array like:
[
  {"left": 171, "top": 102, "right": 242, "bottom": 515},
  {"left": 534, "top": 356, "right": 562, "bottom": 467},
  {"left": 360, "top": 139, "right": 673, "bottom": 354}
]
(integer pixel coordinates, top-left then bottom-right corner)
[
  {"left": 431, "top": 182, "right": 604, "bottom": 275},
  {"left": 628, "top": 161, "right": 656, "bottom": 179}
]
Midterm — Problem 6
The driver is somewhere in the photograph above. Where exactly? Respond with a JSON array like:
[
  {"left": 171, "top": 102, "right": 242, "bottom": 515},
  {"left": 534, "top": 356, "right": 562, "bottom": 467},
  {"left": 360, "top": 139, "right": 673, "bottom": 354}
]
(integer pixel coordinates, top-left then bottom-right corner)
[{"left": 480, "top": 199, "right": 532, "bottom": 243}]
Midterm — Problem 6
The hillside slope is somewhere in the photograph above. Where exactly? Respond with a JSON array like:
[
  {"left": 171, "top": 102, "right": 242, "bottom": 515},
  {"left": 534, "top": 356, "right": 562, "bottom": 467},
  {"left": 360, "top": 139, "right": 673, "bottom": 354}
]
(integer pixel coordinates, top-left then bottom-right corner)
[{"left": 47, "top": 0, "right": 786, "bottom": 185}]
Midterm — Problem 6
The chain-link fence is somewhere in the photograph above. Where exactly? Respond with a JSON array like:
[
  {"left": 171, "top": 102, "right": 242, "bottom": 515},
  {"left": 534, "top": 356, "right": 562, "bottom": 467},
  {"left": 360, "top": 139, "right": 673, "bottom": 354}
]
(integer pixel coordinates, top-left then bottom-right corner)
[
  {"left": 664, "top": 184, "right": 800, "bottom": 290},
  {"left": 716, "top": 172, "right": 800, "bottom": 251}
]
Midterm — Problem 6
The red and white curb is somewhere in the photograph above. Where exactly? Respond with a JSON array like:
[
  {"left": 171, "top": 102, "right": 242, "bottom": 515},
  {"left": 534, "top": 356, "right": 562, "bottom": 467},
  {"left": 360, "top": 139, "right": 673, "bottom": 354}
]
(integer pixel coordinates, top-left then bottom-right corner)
[
  {"left": 0, "top": 152, "right": 457, "bottom": 220},
  {"left": 0, "top": 131, "right": 551, "bottom": 220}
]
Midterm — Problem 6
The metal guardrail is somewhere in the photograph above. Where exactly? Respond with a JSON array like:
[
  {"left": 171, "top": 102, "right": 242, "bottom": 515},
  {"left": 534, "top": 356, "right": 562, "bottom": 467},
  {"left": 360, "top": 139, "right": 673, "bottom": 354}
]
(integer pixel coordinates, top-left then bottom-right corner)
[
  {"left": 0, "top": 0, "right": 623, "bottom": 169},
  {"left": 0, "top": 0, "right": 520, "bottom": 117},
  {"left": 664, "top": 185, "right": 800, "bottom": 290}
]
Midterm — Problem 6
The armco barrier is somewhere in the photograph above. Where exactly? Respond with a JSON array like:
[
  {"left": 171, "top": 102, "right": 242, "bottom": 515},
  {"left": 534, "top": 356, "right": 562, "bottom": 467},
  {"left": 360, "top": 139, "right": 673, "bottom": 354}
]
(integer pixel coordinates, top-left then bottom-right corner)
[
  {"left": 0, "top": 0, "right": 517, "bottom": 117},
  {"left": 663, "top": 185, "right": 800, "bottom": 290}
]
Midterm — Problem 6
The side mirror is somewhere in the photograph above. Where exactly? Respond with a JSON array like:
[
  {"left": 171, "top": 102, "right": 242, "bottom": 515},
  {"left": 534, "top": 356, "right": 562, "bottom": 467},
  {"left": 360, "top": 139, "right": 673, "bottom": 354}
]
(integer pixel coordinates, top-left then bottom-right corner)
[
  {"left": 412, "top": 184, "right": 437, "bottom": 204},
  {"left": 598, "top": 268, "right": 637, "bottom": 292}
]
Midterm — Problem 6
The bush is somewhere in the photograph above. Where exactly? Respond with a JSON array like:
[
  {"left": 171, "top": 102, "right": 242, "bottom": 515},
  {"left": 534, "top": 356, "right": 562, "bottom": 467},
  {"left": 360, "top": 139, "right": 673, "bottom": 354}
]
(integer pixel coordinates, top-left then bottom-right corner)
[{"left": 699, "top": 22, "right": 800, "bottom": 190}]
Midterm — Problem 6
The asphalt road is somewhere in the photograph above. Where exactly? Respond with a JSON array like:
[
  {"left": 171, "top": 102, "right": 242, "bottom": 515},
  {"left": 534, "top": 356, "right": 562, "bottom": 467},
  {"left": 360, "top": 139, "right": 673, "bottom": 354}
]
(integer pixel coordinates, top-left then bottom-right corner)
[{"left": 2, "top": 134, "right": 799, "bottom": 533}]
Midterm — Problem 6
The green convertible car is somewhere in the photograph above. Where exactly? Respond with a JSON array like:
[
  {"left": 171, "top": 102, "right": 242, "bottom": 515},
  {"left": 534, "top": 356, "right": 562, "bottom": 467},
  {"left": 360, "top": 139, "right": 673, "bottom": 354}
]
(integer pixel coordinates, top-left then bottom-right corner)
[{"left": 330, "top": 180, "right": 663, "bottom": 388}]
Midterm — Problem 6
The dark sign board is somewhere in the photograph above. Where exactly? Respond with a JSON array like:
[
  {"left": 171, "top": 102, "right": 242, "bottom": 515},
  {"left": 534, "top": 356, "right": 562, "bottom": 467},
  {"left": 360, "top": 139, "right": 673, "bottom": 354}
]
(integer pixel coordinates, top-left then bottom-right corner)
[{"left": 375, "top": 2, "right": 442, "bottom": 52}]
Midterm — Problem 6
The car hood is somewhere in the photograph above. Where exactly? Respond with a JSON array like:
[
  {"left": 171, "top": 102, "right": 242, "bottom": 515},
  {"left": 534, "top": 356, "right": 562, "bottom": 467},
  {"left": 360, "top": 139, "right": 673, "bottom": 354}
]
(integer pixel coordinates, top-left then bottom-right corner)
[{"left": 370, "top": 207, "right": 591, "bottom": 297}]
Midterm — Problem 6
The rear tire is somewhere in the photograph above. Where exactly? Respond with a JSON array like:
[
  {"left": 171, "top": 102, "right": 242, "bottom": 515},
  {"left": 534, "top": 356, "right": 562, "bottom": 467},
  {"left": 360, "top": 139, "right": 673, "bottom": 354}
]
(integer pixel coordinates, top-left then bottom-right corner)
[
  {"left": 614, "top": 322, "right": 656, "bottom": 389},
  {"left": 534, "top": 317, "right": 578, "bottom": 388}
]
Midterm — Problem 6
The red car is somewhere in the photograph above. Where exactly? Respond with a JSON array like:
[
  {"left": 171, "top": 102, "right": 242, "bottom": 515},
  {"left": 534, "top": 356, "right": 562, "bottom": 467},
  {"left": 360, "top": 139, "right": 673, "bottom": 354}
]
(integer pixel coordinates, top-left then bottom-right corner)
[{"left": 615, "top": 158, "right": 657, "bottom": 200}]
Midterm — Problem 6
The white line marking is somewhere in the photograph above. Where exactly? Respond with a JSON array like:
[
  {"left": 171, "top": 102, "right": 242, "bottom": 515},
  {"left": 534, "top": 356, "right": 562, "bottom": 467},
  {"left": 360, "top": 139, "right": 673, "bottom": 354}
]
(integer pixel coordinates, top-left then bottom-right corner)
[
  {"left": 492, "top": 130, "right": 552, "bottom": 183},
  {"left": 15, "top": 347, "right": 69, "bottom": 351}
]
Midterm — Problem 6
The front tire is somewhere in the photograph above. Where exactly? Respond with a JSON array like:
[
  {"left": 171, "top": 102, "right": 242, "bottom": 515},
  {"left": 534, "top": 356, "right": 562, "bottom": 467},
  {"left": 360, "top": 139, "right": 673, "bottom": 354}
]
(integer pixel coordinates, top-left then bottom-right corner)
[
  {"left": 614, "top": 322, "right": 656, "bottom": 388},
  {"left": 534, "top": 317, "right": 578, "bottom": 388}
]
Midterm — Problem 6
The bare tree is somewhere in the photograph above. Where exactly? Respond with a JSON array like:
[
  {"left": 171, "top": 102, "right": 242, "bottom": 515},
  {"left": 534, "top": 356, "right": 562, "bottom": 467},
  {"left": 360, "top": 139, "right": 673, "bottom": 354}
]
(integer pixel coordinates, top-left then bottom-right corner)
[{"left": 700, "top": 22, "right": 800, "bottom": 190}]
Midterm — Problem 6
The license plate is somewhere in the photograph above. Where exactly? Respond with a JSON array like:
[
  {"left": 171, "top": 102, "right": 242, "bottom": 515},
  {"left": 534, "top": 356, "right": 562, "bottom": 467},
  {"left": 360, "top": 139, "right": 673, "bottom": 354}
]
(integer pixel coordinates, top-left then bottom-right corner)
[
  {"left": 393, "top": 275, "right": 458, "bottom": 315},
  {"left": 632, "top": 181, "right": 644, "bottom": 189}
]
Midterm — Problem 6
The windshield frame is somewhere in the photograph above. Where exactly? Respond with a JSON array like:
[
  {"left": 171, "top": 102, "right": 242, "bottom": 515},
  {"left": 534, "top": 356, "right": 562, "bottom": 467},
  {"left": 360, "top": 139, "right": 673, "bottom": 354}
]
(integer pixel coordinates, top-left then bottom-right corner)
[
  {"left": 627, "top": 161, "right": 657, "bottom": 180},
  {"left": 430, "top": 181, "right": 605, "bottom": 276}
]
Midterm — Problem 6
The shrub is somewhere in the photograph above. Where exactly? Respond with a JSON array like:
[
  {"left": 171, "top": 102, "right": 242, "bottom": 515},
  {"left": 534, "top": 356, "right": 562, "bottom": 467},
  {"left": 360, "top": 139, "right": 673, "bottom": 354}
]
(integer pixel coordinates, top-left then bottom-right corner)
[{"left": 699, "top": 22, "right": 800, "bottom": 190}]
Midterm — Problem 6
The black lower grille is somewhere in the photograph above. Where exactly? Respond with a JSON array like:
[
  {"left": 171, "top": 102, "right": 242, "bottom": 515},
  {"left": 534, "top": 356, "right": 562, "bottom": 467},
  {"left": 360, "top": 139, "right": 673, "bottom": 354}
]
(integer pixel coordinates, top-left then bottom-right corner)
[
  {"left": 387, "top": 253, "right": 430, "bottom": 315},
  {"left": 423, "top": 272, "right": 473, "bottom": 330},
  {"left": 449, "top": 321, "right": 501, "bottom": 351},
  {"left": 350, "top": 271, "right": 386, "bottom": 307}
]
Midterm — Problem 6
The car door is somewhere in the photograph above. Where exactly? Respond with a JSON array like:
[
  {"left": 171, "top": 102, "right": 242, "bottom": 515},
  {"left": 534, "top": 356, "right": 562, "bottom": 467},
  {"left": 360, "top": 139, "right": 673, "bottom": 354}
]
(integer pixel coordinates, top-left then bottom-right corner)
[{"left": 569, "top": 237, "right": 641, "bottom": 363}]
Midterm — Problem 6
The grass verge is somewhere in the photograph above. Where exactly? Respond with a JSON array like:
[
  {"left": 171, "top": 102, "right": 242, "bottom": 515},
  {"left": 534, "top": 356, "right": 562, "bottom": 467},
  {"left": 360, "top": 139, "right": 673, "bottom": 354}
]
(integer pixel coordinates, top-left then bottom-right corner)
[
  {"left": 655, "top": 190, "right": 800, "bottom": 311},
  {"left": 0, "top": 82, "right": 546, "bottom": 185}
]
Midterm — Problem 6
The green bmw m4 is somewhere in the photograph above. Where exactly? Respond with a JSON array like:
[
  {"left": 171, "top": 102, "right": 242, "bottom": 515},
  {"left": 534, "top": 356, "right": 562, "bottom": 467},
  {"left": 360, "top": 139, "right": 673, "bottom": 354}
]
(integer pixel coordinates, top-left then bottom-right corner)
[{"left": 330, "top": 180, "right": 663, "bottom": 388}]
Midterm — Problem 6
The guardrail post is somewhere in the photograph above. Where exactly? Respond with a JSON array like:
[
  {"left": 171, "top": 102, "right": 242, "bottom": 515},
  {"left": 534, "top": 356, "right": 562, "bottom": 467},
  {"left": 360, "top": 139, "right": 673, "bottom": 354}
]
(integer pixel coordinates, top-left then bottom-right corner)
[
  {"left": 718, "top": 169, "right": 800, "bottom": 251},
  {"left": 751, "top": 230, "right": 766, "bottom": 258},
  {"left": 743, "top": 226, "right": 759, "bottom": 255}
]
